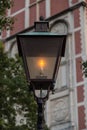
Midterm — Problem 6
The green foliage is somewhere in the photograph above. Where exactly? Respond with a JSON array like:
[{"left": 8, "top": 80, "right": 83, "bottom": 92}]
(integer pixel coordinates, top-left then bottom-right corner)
[
  {"left": 0, "top": 0, "right": 49, "bottom": 129},
  {"left": 0, "top": 0, "right": 14, "bottom": 30},
  {"left": 0, "top": 43, "right": 50, "bottom": 130},
  {"left": 82, "top": 61, "right": 87, "bottom": 77},
  {"left": 44, "top": 125, "right": 50, "bottom": 130},
  {"left": 0, "top": 0, "right": 13, "bottom": 13},
  {"left": 0, "top": 44, "right": 37, "bottom": 130}
]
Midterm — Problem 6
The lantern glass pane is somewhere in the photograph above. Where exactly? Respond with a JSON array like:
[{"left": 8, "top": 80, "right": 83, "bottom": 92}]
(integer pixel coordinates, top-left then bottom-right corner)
[
  {"left": 26, "top": 57, "right": 56, "bottom": 79},
  {"left": 19, "top": 36, "right": 64, "bottom": 80},
  {"left": 35, "top": 89, "right": 48, "bottom": 98}
]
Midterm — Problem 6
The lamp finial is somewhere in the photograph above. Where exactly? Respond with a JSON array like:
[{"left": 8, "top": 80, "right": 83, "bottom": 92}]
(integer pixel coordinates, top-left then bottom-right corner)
[{"left": 39, "top": 16, "right": 44, "bottom": 21}]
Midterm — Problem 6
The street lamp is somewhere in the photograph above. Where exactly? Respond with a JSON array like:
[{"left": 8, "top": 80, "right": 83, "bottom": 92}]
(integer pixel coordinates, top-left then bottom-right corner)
[{"left": 16, "top": 20, "right": 67, "bottom": 130}]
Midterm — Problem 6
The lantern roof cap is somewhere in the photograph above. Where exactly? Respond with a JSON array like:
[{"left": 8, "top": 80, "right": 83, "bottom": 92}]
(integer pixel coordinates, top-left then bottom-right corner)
[{"left": 18, "top": 32, "right": 67, "bottom": 36}]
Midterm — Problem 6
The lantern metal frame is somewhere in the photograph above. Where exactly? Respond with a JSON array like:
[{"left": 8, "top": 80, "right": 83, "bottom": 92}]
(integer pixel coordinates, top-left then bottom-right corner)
[{"left": 16, "top": 20, "right": 67, "bottom": 130}]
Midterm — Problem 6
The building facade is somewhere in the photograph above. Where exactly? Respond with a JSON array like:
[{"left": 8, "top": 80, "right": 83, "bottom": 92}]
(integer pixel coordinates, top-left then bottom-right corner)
[{"left": 2, "top": 0, "right": 87, "bottom": 130}]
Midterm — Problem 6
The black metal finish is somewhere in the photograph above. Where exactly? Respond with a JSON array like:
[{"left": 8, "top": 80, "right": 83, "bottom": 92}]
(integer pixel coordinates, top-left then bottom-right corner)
[
  {"left": 32, "top": 83, "right": 50, "bottom": 130},
  {"left": 34, "top": 20, "right": 49, "bottom": 32},
  {"left": 37, "top": 98, "right": 45, "bottom": 130},
  {"left": 17, "top": 34, "right": 66, "bottom": 89},
  {"left": 16, "top": 18, "right": 67, "bottom": 130},
  {"left": 30, "top": 80, "right": 54, "bottom": 91},
  {"left": 32, "top": 19, "right": 51, "bottom": 130}
]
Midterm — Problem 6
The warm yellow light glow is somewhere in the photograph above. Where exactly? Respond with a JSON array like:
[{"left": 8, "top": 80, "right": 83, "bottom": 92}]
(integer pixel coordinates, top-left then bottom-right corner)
[{"left": 38, "top": 59, "right": 46, "bottom": 70}]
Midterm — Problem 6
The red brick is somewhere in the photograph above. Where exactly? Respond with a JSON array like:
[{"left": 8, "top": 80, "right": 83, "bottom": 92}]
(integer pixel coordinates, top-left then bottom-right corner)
[
  {"left": 77, "top": 85, "right": 84, "bottom": 103},
  {"left": 74, "top": 30, "right": 81, "bottom": 54},
  {"left": 11, "top": 0, "right": 25, "bottom": 14},
  {"left": 39, "top": 0, "right": 46, "bottom": 18},
  {"left": 73, "top": 9, "right": 80, "bottom": 28},
  {"left": 76, "top": 57, "right": 83, "bottom": 83},
  {"left": 30, "top": 0, "right": 36, "bottom": 4},
  {"left": 51, "top": 0, "right": 69, "bottom": 16},
  {"left": 30, "top": 5, "right": 36, "bottom": 26},
  {"left": 2, "top": 30, "right": 7, "bottom": 38},
  {"left": 72, "top": 0, "right": 78, "bottom": 4},
  {"left": 10, "top": 11, "right": 25, "bottom": 35},
  {"left": 78, "top": 106, "right": 86, "bottom": 130}
]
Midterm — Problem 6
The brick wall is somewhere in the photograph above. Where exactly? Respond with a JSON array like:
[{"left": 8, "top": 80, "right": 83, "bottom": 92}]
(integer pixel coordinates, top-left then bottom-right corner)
[{"left": 50, "top": 0, "right": 69, "bottom": 16}]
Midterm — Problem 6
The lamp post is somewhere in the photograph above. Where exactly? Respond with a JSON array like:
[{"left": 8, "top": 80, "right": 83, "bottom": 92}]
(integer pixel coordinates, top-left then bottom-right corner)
[{"left": 16, "top": 19, "right": 67, "bottom": 130}]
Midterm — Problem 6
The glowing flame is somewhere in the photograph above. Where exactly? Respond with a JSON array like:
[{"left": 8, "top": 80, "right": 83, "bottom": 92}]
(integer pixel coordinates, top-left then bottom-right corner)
[
  {"left": 38, "top": 59, "right": 46, "bottom": 70},
  {"left": 36, "top": 58, "right": 47, "bottom": 78}
]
